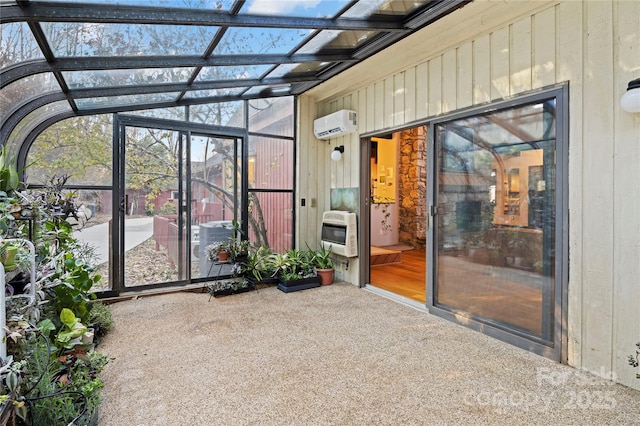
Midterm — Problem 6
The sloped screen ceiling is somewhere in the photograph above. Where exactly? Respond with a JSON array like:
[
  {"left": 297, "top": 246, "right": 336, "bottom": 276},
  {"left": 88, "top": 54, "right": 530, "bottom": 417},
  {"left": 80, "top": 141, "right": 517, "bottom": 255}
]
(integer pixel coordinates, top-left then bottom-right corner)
[{"left": 1, "top": 0, "right": 468, "bottom": 149}]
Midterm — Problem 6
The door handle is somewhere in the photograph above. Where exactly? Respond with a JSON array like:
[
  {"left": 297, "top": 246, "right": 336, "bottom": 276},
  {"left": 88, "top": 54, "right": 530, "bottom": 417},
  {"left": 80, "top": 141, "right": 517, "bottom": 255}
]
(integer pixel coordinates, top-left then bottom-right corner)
[{"left": 427, "top": 204, "right": 439, "bottom": 231}]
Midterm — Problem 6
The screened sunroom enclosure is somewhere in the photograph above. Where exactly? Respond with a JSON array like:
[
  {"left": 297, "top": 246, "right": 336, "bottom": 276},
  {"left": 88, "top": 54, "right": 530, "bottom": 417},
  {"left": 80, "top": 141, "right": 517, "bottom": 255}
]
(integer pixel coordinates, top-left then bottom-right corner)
[
  {"left": 1, "top": 0, "right": 466, "bottom": 295},
  {"left": 15, "top": 97, "right": 296, "bottom": 295}
]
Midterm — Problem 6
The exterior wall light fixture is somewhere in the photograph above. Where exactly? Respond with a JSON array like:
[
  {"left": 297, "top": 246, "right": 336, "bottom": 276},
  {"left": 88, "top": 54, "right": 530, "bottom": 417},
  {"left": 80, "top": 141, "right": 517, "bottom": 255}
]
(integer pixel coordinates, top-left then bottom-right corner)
[
  {"left": 621, "top": 78, "right": 640, "bottom": 113},
  {"left": 331, "top": 145, "right": 344, "bottom": 161}
]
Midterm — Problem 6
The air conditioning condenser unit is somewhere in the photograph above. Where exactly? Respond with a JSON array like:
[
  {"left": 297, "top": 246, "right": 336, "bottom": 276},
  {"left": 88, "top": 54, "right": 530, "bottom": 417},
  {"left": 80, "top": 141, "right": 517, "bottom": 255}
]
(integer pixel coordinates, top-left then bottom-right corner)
[{"left": 313, "top": 109, "right": 357, "bottom": 139}]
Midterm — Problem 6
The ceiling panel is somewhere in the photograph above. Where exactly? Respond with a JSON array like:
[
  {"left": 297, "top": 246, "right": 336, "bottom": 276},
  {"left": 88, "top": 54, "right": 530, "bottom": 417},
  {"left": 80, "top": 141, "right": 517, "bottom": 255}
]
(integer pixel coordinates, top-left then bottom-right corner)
[
  {"left": 41, "top": 22, "right": 220, "bottom": 57},
  {"left": 62, "top": 67, "right": 196, "bottom": 89},
  {"left": 1, "top": 0, "right": 468, "bottom": 145}
]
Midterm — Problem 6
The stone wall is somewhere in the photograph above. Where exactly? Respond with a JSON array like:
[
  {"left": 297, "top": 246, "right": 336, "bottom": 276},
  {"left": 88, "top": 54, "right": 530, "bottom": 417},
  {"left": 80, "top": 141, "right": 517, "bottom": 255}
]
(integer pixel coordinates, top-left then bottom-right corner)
[{"left": 398, "top": 126, "right": 427, "bottom": 250}]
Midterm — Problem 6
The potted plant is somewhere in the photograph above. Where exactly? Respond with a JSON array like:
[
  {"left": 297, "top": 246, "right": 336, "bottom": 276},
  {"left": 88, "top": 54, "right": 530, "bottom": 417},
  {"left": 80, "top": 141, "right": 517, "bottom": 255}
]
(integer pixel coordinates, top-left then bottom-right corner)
[
  {"left": 206, "top": 278, "right": 253, "bottom": 298},
  {"left": 0, "top": 241, "right": 19, "bottom": 272},
  {"left": 205, "top": 241, "right": 230, "bottom": 262},
  {"left": 229, "top": 238, "right": 250, "bottom": 263},
  {"left": 276, "top": 249, "right": 321, "bottom": 291},
  {"left": 1, "top": 240, "right": 33, "bottom": 295},
  {"left": 309, "top": 243, "right": 334, "bottom": 285},
  {"left": 0, "top": 145, "right": 20, "bottom": 196},
  {"left": 240, "top": 246, "right": 278, "bottom": 284}
]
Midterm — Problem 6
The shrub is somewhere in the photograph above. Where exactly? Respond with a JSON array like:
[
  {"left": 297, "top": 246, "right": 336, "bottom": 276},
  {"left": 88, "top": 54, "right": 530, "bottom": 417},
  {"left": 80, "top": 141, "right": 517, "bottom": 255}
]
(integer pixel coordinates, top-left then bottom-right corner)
[{"left": 89, "top": 301, "right": 113, "bottom": 337}]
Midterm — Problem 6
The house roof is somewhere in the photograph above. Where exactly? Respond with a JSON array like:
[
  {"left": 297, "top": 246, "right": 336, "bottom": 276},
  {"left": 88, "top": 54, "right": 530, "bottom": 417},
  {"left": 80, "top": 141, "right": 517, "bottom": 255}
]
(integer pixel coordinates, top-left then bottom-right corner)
[{"left": 1, "top": 0, "right": 468, "bottom": 149}]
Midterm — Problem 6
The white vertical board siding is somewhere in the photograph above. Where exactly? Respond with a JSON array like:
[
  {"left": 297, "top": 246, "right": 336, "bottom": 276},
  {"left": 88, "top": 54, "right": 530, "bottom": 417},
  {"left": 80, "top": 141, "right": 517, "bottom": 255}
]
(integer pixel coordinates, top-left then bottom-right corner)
[
  {"left": 533, "top": 7, "right": 556, "bottom": 89},
  {"left": 374, "top": 82, "right": 385, "bottom": 130},
  {"left": 510, "top": 17, "right": 533, "bottom": 94},
  {"left": 473, "top": 35, "right": 491, "bottom": 105},
  {"left": 394, "top": 72, "right": 406, "bottom": 126},
  {"left": 415, "top": 62, "right": 429, "bottom": 119},
  {"left": 582, "top": 0, "right": 615, "bottom": 374},
  {"left": 296, "top": 97, "right": 319, "bottom": 249},
  {"left": 556, "top": 0, "right": 584, "bottom": 370},
  {"left": 365, "top": 85, "right": 375, "bottom": 133},
  {"left": 299, "top": 0, "right": 640, "bottom": 389},
  {"left": 442, "top": 50, "right": 457, "bottom": 113},
  {"left": 405, "top": 67, "right": 417, "bottom": 123},
  {"left": 428, "top": 56, "right": 442, "bottom": 116},
  {"left": 457, "top": 42, "right": 473, "bottom": 109},
  {"left": 384, "top": 76, "right": 394, "bottom": 129},
  {"left": 491, "top": 27, "right": 510, "bottom": 100},
  {"left": 344, "top": 94, "right": 359, "bottom": 189},
  {"left": 613, "top": 0, "right": 640, "bottom": 389}
]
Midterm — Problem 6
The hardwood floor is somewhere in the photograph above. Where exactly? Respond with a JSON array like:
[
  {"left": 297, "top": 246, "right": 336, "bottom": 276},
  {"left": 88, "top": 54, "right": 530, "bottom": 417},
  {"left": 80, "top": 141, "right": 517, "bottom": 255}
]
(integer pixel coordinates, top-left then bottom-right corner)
[
  {"left": 368, "top": 248, "right": 546, "bottom": 337},
  {"left": 437, "top": 254, "right": 544, "bottom": 336},
  {"left": 369, "top": 249, "right": 427, "bottom": 303}
]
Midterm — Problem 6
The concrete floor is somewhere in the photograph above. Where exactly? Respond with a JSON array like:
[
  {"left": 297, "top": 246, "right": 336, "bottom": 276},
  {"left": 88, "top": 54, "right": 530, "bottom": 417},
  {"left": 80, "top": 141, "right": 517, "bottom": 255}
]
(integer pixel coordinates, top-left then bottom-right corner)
[{"left": 97, "top": 283, "right": 640, "bottom": 425}]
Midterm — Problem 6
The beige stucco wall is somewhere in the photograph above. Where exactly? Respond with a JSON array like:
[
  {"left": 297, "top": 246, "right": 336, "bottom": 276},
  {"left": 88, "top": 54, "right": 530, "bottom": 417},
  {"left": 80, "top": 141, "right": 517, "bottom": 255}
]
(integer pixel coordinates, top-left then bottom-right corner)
[{"left": 296, "top": 0, "right": 640, "bottom": 390}]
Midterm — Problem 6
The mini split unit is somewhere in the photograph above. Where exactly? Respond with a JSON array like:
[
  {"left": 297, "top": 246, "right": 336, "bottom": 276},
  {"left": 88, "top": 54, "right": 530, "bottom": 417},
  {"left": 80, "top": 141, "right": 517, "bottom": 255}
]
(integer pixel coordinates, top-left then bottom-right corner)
[{"left": 313, "top": 109, "right": 357, "bottom": 139}]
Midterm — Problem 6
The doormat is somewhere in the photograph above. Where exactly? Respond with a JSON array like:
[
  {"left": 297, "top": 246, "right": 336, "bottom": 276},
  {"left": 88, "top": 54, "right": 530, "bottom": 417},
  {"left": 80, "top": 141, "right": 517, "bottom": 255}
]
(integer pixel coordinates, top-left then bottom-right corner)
[{"left": 370, "top": 246, "right": 402, "bottom": 266}]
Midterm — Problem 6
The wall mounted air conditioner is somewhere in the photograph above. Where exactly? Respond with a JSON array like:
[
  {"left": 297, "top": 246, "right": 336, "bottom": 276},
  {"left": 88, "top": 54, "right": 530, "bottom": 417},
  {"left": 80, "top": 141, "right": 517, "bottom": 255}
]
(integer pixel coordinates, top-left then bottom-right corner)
[{"left": 313, "top": 109, "right": 357, "bottom": 139}]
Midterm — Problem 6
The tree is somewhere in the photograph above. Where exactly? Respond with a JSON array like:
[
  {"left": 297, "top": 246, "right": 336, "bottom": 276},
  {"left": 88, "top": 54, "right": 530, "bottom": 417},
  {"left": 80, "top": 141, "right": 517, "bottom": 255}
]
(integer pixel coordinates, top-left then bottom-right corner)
[
  {"left": 28, "top": 115, "right": 113, "bottom": 186},
  {"left": 21, "top": 0, "right": 300, "bottom": 250}
]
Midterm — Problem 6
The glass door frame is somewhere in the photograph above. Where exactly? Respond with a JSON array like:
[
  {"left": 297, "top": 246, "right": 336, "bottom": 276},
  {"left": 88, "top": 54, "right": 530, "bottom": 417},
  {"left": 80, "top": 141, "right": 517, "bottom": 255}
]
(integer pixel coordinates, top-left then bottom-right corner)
[
  {"left": 112, "top": 114, "right": 246, "bottom": 294},
  {"left": 426, "top": 83, "right": 569, "bottom": 362}
]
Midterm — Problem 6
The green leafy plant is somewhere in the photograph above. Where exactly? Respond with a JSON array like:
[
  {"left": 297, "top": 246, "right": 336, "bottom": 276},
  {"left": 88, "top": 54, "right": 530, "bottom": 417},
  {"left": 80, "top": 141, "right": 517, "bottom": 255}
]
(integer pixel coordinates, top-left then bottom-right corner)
[
  {"left": 0, "top": 177, "right": 110, "bottom": 424},
  {"left": 269, "top": 252, "right": 290, "bottom": 277},
  {"left": 308, "top": 243, "right": 334, "bottom": 269},
  {"left": 240, "top": 246, "right": 276, "bottom": 282},
  {"left": 373, "top": 196, "right": 394, "bottom": 232},
  {"left": 55, "top": 309, "right": 88, "bottom": 350},
  {"left": 277, "top": 248, "right": 316, "bottom": 280},
  {"left": 25, "top": 340, "right": 110, "bottom": 426},
  {"left": 159, "top": 201, "right": 176, "bottom": 215},
  {"left": 0, "top": 355, "right": 28, "bottom": 421},
  {"left": 222, "top": 219, "right": 250, "bottom": 262},
  {"left": 208, "top": 279, "right": 251, "bottom": 293},
  {"left": 205, "top": 220, "right": 251, "bottom": 262},
  {"left": 280, "top": 270, "right": 304, "bottom": 281},
  {"left": 0, "top": 194, "right": 29, "bottom": 238},
  {"left": 43, "top": 254, "right": 100, "bottom": 326},
  {"left": 229, "top": 239, "right": 250, "bottom": 262},
  {"left": 0, "top": 240, "right": 20, "bottom": 272},
  {"left": 88, "top": 301, "right": 113, "bottom": 337},
  {"left": 0, "top": 145, "right": 20, "bottom": 195},
  {"left": 205, "top": 241, "right": 230, "bottom": 261}
]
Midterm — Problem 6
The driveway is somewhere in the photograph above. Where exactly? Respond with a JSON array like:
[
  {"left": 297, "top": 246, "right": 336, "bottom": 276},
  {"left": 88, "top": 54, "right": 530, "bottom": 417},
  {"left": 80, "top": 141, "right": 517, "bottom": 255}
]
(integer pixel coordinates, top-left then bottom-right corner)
[{"left": 73, "top": 217, "right": 154, "bottom": 265}]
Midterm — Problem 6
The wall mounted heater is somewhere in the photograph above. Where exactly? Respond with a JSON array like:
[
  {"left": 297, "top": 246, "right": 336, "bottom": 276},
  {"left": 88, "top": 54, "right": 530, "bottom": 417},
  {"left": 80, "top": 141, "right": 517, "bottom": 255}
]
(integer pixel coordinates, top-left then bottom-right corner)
[
  {"left": 321, "top": 210, "right": 358, "bottom": 258},
  {"left": 313, "top": 109, "right": 357, "bottom": 139}
]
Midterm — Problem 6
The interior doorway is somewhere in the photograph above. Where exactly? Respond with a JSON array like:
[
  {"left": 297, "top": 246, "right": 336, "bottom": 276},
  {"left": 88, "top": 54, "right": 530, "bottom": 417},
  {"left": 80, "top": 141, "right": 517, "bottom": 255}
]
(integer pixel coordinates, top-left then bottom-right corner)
[{"left": 367, "top": 127, "right": 428, "bottom": 303}]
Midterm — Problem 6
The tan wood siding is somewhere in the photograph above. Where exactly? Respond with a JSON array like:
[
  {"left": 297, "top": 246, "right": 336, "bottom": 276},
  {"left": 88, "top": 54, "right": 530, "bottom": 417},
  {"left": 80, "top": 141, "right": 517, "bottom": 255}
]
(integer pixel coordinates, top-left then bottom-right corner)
[
  {"left": 457, "top": 42, "right": 473, "bottom": 109},
  {"left": 298, "top": 0, "right": 640, "bottom": 390},
  {"left": 612, "top": 0, "right": 640, "bottom": 386},
  {"left": 556, "top": 0, "right": 584, "bottom": 370},
  {"left": 473, "top": 34, "right": 491, "bottom": 105},
  {"left": 582, "top": 0, "right": 616, "bottom": 378}
]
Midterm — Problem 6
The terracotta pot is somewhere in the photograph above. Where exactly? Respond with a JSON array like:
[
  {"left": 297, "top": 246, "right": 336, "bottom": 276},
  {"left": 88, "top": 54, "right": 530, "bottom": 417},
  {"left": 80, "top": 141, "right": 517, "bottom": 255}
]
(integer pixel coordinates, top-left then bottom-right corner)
[
  {"left": 217, "top": 251, "right": 230, "bottom": 262},
  {"left": 317, "top": 268, "right": 334, "bottom": 285}
]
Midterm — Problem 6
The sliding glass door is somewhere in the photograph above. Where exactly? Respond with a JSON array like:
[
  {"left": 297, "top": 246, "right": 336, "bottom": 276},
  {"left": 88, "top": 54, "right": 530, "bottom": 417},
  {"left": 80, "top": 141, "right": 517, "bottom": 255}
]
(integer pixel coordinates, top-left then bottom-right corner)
[
  {"left": 114, "top": 115, "right": 244, "bottom": 292},
  {"left": 429, "top": 87, "right": 567, "bottom": 360}
]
